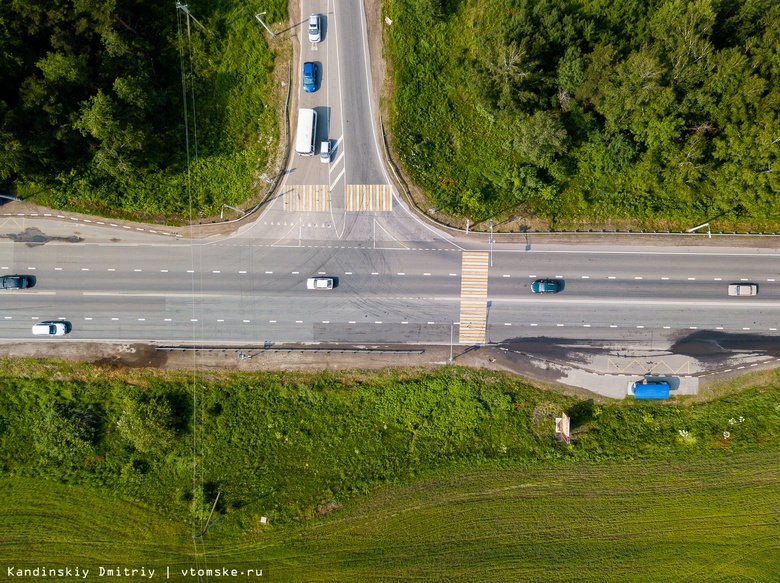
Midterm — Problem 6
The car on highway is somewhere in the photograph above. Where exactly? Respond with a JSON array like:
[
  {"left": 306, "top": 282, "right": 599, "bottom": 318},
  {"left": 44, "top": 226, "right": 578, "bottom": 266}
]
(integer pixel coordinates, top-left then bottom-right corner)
[
  {"left": 1, "top": 275, "right": 32, "bottom": 289},
  {"left": 302, "top": 62, "right": 317, "bottom": 92},
  {"left": 307, "top": 277, "right": 333, "bottom": 290},
  {"left": 32, "top": 321, "right": 69, "bottom": 336},
  {"left": 308, "top": 13, "right": 321, "bottom": 43},
  {"left": 320, "top": 140, "right": 331, "bottom": 163},
  {"left": 728, "top": 283, "right": 758, "bottom": 296},
  {"left": 531, "top": 279, "right": 561, "bottom": 294}
]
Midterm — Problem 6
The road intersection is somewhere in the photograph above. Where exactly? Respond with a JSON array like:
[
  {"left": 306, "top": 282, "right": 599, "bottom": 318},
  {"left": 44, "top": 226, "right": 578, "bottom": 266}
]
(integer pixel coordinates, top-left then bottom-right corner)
[{"left": 0, "top": 1, "right": 777, "bottom": 396}]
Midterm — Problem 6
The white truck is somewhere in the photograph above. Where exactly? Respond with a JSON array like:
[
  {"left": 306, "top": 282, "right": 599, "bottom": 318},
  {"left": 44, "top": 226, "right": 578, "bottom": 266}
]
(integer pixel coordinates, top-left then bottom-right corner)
[{"left": 295, "top": 108, "right": 317, "bottom": 156}]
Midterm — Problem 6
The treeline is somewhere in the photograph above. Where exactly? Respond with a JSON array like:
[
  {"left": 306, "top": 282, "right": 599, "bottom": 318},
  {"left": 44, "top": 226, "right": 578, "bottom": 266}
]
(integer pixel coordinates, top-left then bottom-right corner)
[
  {"left": 388, "top": 0, "right": 780, "bottom": 229},
  {"left": 0, "top": 1, "right": 285, "bottom": 219}
]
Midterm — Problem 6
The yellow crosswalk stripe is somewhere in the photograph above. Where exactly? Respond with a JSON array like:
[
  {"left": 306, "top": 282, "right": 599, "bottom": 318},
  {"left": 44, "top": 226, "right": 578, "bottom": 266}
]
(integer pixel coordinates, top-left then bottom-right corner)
[
  {"left": 283, "top": 185, "right": 331, "bottom": 212},
  {"left": 458, "top": 251, "right": 489, "bottom": 344},
  {"left": 345, "top": 184, "right": 392, "bottom": 211}
]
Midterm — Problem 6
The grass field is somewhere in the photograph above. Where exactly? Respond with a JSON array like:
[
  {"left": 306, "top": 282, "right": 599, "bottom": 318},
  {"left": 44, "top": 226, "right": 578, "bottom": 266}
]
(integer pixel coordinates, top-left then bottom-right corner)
[
  {"left": 4, "top": 447, "right": 779, "bottom": 581},
  {"left": 0, "top": 477, "right": 189, "bottom": 569}
]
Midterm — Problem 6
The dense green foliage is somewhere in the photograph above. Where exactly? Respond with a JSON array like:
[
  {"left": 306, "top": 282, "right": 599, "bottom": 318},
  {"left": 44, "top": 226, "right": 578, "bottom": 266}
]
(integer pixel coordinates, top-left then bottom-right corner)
[
  {"left": 0, "top": 0, "right": 286, "bottom": 219},
  {"left": 1, "top": 361, "right": 778, "bottom": 529},
  {"left": 388, "top": 0, "right": 780, "bottom": 229}
]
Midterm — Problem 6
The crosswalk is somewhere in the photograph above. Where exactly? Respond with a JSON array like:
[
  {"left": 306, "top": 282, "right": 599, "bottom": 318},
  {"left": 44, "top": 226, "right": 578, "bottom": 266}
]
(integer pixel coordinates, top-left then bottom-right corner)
[
  {"left": 458, "top": 252, "right": 489, "bottom": 344},
  {"left": 284, "top": 185, "right": 331, "bottom": 212},
  {"left": 282, "top": 184, "right": 393, "bottom": 212},
  {"left": 345, "top": 184, "right": 392, "bottom": 211}
]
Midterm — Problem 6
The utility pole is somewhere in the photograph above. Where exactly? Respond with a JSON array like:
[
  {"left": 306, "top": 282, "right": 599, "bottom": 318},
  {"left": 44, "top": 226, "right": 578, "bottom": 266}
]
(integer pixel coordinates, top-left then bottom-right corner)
[
  {"left": 255, "top": 12, "right": 277, "bottom": 38},
  {"left": 176, "top": 2, "right": 207, "bottom": 31}
]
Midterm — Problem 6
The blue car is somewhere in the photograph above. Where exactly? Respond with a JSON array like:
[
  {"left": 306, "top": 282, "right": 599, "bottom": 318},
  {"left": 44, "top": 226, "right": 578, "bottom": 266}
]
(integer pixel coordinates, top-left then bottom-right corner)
[{"left": 303, "top": 62, "right": 317, "bottom": 92}]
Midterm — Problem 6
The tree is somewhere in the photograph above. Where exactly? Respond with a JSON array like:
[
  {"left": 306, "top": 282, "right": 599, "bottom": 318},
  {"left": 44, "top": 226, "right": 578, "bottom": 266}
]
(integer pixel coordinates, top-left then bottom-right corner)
[
  {"left": 650, "top": 0, "right": 715, "bottom": 87},
  {"left": 556, "top": 46, "right": 584, "bottom": 109},
  {"left": 73, "top": 89, "right": 145, "bottom": 180},
  {"left": 475, "top": 35, "right": 537, "bottom": 111},
  {"left": 33, "top": 404, "right": 95, "bottom": 462},
  {"left": 576, "top": 44, "right": 616, "bottom": 110},
  {"left": 117, "top": 396, "right": 175, "bottom": 454},
  {"left": 514, "top": 111, "right": 569, "bottom": 166}
]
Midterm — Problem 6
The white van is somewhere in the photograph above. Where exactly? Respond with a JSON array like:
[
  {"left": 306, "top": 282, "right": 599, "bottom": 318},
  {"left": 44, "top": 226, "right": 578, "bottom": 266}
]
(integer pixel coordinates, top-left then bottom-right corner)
[
  {"left": 728, "top": 283, "right": 758, "bottom": 296},
  {"left": 295, "top": 108, "right": 317, "bottom": 156}
]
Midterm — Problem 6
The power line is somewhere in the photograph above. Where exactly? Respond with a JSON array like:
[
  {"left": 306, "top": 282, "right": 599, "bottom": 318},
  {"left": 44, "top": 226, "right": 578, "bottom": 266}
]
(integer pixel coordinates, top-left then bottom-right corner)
[{"left": 175, "top": 5, "right": 209, "bottom": 580}]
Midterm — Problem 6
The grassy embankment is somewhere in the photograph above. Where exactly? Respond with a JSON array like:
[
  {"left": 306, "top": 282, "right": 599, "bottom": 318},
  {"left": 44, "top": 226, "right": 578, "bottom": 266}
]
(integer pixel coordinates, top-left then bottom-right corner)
[{"left": 1, "top": 362, "right": 779, "bottom": 579}]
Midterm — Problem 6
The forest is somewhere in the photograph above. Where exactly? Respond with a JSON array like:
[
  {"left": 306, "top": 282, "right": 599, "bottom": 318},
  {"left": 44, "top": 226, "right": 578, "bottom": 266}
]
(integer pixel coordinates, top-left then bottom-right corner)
[
  {"left": 0, "top": 0, "right": 286, "bottom": 219},
  {"left": 387, "top": 0, "right": 780, "bottom": 230}
]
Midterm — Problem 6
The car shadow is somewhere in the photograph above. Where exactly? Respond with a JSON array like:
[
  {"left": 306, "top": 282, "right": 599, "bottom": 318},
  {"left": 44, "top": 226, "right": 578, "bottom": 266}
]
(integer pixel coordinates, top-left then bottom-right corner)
[{"left": 315, "top": 106, "right": 331, "bottom": 146}]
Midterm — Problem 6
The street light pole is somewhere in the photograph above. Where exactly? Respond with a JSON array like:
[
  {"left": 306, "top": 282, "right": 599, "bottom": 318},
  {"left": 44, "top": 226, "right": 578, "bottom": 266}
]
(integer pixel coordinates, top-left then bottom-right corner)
[
  {"left": 254, "top": 12, "right": 277, "bottom": 38},
  {"left": 449, "top": 321, "right": 454, "bottom": 363},
  {"left": 687, "top": 222, "right": 711, "bottom": 239},
  {"left": 489, "top": 222, "right": 494, "bottom": 267}
]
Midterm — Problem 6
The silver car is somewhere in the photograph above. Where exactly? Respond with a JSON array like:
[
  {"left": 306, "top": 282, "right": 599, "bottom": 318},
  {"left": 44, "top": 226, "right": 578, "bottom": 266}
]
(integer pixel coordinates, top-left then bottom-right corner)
[
  {"left": 320, "top": 140, "right": 331, "bottom": 163},
  {"left": 308, "top": 13, "right": 321, "bottom": 43}
]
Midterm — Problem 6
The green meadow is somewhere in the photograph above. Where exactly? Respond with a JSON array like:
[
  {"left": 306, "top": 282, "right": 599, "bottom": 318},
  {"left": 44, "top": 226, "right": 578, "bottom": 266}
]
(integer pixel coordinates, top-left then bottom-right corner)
[{"left": 4, "top": 447, "right": 779, "bottom": 581}]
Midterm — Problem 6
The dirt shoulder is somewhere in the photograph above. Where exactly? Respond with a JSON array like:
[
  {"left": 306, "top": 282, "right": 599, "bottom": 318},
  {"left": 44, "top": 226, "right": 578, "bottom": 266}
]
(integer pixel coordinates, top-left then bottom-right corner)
[{"left": 0, "top": 340, "right": 575, "bottom": 393}]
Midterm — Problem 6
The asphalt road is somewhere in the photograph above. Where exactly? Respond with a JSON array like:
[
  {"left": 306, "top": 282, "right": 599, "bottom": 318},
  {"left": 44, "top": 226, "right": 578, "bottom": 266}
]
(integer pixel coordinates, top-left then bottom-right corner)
[
  {"left": 0, "top": 238, "right": 777, "bottom": 344},
  {"left": 0, "top": 3, "right": 777, "bottom": 355}
]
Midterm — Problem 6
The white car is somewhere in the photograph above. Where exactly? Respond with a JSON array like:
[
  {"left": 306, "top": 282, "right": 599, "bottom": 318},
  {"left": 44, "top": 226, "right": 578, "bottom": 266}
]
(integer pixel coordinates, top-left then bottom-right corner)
[
  {"left": 320, "top": 140, "right": 331, "bottom": 163},
  {"left": 307, "top": 277, "right": 333, "bottom": 290},
  {"left": 32, "top": 321, "right": 69, "bottom": 336},
  {"left": 308, "top": 13, "right": 321, "bottom": 43},
  {"left": 728, "top": 283, "right": 758, "bottom": 296}
]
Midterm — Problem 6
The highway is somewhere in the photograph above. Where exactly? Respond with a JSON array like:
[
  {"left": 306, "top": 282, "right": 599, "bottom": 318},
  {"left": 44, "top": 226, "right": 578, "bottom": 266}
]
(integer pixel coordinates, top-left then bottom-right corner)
[
  {"left": 0, "top": 1, "right": 777, "bottom": 355},
  {"left": 0, "top": 238, "right": 777, "bottom": 344}
]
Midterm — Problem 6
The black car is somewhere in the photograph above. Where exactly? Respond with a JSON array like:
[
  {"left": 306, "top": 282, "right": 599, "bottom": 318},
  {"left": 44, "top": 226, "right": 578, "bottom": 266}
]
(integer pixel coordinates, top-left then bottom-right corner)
[{"left": 1, "top": 275, "right": 31, "bottom": 290}]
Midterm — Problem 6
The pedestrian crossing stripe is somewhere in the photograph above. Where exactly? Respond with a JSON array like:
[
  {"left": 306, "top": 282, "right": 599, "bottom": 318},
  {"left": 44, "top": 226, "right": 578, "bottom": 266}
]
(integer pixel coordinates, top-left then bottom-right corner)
[
  {"left": 345, "top": 184, "right": 392, "bottom": 212},
  {"left": 284, "top": 185, "right": 330, "bottom": 212},
  {"left": 459, "top": 251, "right": 489, "bottom": 344}
]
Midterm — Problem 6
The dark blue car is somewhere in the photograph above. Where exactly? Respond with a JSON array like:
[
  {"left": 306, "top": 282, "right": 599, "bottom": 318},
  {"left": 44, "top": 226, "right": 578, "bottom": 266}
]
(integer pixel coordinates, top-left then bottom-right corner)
[{"left": 303, "top": 62, "right": 317, "bottom": 92}]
